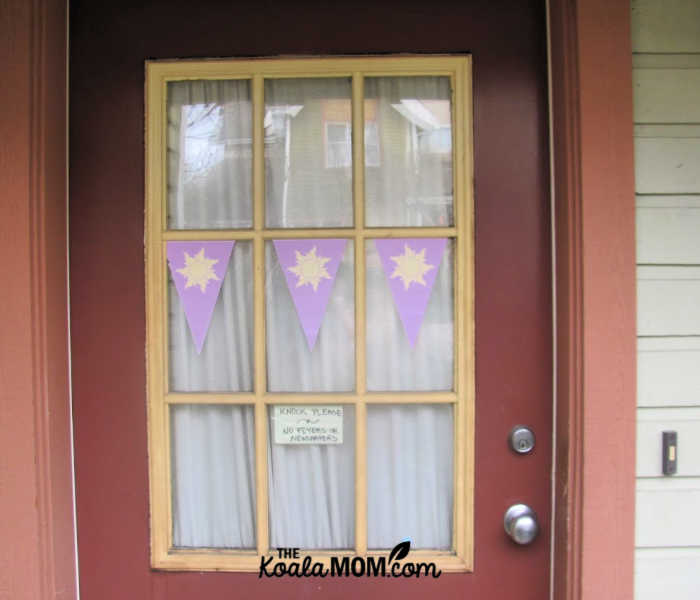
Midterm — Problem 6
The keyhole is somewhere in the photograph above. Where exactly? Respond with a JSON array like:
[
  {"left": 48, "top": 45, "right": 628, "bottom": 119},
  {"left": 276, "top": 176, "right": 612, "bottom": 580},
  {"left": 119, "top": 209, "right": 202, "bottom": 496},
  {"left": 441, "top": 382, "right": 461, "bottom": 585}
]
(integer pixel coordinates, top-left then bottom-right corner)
[{"left": 509, "top": 426, "right": 535, "bottom": 454}]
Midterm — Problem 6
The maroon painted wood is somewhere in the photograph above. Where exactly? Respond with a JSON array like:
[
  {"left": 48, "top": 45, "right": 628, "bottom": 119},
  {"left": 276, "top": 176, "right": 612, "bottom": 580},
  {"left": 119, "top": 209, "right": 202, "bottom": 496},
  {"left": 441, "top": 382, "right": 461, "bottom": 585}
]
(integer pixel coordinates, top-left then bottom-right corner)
[{"left": 70, "top": 1, "right": 552, "bottom": 598}]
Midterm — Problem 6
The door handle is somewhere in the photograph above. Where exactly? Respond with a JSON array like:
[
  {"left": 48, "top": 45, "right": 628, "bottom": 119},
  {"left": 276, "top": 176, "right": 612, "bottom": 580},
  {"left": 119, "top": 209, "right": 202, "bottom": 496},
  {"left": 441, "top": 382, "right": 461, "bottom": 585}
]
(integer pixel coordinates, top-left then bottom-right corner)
[{"left": 504, "top": 503, "right": 540, "bottom": 545}]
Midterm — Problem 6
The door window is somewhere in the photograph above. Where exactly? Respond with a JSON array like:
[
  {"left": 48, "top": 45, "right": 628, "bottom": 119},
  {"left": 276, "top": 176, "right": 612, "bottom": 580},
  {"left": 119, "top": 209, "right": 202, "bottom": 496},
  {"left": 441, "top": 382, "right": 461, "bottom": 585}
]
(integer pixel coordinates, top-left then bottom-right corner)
[{"left": 146, "top": 55, "right": 473, "bottom": 571}]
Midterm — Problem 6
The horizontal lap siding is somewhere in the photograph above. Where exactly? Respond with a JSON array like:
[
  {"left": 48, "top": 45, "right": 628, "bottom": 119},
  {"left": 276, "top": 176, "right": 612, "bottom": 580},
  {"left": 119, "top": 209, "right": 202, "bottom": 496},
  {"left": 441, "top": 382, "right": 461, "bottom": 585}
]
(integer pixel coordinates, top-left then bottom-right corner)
[
  {"left": 638, "top": 337, "right": 700, "bottom": 407},
  {"left": 635, "top": 137, "right": 700, "bottom": 194},
  {"left": 632, "top": 1, "right": 700, "bottom": 597},
  {"left": 634, "top": 70, "right": 700, "bottom": 123},
  {"left": 637, "top": 267, "right": 700, "bottom": 335},
  {"left": 635, "top": 549, "right": 700, "bottom": 600},
  {"left": 632, "top": 0, "right": 700, "bottom": 53},
  {"left": 637, "top": 197, "right": 700, "bottom": 264},
  {"left": 636, "top": 479, "right": 700, "bottom": 546}
]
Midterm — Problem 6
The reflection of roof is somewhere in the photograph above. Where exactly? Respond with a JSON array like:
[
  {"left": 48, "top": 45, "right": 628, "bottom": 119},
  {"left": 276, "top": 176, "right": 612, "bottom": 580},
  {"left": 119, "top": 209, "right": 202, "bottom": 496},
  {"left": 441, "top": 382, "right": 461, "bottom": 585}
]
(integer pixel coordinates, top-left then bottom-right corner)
[
  {"left": 391, "top": 99, "right": 451, "bottom": 130},
  {"left": 264, "top": 105, "right": 304, "bottom": 125}
]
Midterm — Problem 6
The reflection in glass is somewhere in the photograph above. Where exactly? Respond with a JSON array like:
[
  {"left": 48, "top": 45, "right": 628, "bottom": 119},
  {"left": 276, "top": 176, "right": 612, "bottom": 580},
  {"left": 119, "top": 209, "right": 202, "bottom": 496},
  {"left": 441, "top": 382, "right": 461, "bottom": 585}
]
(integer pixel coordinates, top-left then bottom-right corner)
[
  {"left": 265, "top": 240, "right": 354, "bottom": 392},
  {"left": 366, "top": 240, "right": 454, "bottom": 391},
  {"left": 365, "top": 77, "right": 453, "bottom": 227},
  {"left": 367, "top": 404, "right": 453, "bottom": 549},
  {"left": 167, "top": 80, "right": 253, "bottom": 229},
  {"left": 268, "top": 405, "right": 355, "bottom": 549},
  {"left": 171, "top": 404, "right": 256, "bottom": 549},
  {"left": 169, "top": 241, "right": 253, "bottom": 392},
  {"left": 265, "top": 78, "right": 353, "bottom": 228}
]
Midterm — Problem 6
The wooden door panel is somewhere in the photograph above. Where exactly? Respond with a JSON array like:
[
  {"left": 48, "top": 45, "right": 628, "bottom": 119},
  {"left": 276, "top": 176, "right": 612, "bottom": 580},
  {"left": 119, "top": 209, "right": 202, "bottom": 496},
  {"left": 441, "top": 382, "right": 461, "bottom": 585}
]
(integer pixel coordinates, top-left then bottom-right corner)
[{"left": 70, "top": 1, "right": 551, "bottom": 598}]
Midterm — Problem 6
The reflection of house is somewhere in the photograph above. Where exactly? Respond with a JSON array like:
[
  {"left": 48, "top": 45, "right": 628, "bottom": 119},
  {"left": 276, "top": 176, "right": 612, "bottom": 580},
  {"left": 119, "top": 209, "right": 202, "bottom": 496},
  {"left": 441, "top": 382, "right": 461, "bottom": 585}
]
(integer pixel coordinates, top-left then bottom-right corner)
[
  {"left": 175, "top": 84, "right": 454, "bottom": 229},
  {"left": 262, "top": 84, "right": 453, "bottom": 228}
]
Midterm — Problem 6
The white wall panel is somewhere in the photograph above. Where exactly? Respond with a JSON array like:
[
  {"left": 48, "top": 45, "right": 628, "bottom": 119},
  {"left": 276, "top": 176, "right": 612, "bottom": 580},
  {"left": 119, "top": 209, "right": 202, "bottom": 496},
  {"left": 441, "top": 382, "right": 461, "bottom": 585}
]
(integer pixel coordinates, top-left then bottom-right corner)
[
  {"left": 635, "top": 137, "right": 700, "bottom": 194},
  {"left": 636, "top": 548, "right": 700, "bottom": 600},
  {"left": 637, "top": 267, "right": 700, "bottom": 336},
  {"left": 637, "top": 408, "right": 700, "bottom": 476},
  {"left": 634, "top": 54, "right": 700, "bottom": 70},
  {"left": 636, "top": 478, "right": 700, "bottom": 547},
  {"left": 632, "top": 0, "right": 700, "bottom": 52},
  {"left": 637, "top": 196, "right": 700, "bottom": 264},
  {"left": 638, "top": 337, "right": 700, "bottom": 407},
  {"left": 634, "top": 3, "right": 700, "bottom": 596},
  {"left": 634, "top": 69, "right": 700, "bottom": 124}
]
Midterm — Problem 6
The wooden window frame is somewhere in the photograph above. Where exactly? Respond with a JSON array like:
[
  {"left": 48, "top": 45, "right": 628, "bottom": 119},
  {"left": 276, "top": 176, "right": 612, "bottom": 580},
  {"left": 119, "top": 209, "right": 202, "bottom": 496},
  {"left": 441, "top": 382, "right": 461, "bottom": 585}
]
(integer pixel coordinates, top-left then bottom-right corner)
[{"left": 145, "top": 55, "right": 474, "bottom": 573}]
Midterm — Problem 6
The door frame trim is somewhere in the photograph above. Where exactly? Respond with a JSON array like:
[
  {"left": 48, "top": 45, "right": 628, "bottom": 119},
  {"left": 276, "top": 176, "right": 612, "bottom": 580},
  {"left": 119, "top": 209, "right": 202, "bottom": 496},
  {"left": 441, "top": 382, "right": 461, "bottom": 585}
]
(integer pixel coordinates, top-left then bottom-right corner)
[
  {"left": 549, "top": 1, "right": 636, "bottom": 599},
  {"left": 1, "top": 0, "right": 636, "bottom": 598},
  {"left": 0, "top": 1, "right": 76, "bottom": 599}
]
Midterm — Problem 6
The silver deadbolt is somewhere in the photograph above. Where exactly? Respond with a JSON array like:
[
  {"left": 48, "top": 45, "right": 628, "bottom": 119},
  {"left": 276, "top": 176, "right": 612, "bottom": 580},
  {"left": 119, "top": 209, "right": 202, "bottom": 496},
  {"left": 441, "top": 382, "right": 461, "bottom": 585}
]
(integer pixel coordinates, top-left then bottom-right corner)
[
  {"left": 504, "top": 503, "right": 540, "bottom": 545},
  {"left": 509, "top": 425, "right": 535, "bottom": 454}
]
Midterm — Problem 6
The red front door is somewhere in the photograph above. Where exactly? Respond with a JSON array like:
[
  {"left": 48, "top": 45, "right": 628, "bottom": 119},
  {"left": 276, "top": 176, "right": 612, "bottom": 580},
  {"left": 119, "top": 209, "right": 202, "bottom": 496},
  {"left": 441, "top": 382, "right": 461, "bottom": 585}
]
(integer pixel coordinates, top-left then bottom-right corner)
[{"left": 70, "top": 1, "right": 551, "bottom": 598}]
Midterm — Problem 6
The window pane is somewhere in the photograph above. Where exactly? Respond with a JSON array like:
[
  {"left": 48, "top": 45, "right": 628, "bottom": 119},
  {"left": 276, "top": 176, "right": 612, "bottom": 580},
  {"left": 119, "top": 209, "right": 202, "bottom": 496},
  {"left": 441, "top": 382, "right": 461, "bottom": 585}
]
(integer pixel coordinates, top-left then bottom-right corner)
[
  {"left": 167, "top": 80, "right": 252, "bottom": 229},
  {"left": 171, "top": 404, "right": 256, "bottom": 549},
  {"left": 169, "top": 241, "right": 253, "bottom": 392},
  {"left": 265, "top": 78, "right": 353, "bottom": 228},
  {"left": 265, "top": 240, "right": 354, "bottom": 392},
  {"left": 367, "top": 405, "right": 453, "bottom": 550},
  {"left": 268, "top": 405, "right": 354, "bottom": 549},
  {"left": 365, "top": 239, "right": 454, "bottom": 391},
  {"left": 365, "top": 76, "right": 453, "bottom": 227}
]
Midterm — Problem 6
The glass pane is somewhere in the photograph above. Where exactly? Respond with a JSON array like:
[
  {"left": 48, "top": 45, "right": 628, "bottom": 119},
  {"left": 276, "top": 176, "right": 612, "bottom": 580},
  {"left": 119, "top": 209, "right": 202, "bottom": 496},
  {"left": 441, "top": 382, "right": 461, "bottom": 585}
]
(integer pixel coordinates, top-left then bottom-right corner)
[
  {"left": 169, "top": 241, "right": 253, "bottom": 392},
  {"left": 171, "top": 404, "right": 256, "bottom": 549},
  {"left": 265, "top": 78, "right": 353, "bottom": 228},
  {"left": 367, "top": 405, "right": 453, "bottom": 550},
  {"left": 365, "top": 76, "right": 453, "bottom": 227},
  {"left": 268, "top": 405, "right": 354, "bottom": 549},
  {"left": 365, "top": 239, "right": 454, "bottom": 391},
  {"left": 167, "top": 80, "right": 253, "bottom": 229},
  {"left": 266, "top": 240, "right": 354, "bottom": 392}
]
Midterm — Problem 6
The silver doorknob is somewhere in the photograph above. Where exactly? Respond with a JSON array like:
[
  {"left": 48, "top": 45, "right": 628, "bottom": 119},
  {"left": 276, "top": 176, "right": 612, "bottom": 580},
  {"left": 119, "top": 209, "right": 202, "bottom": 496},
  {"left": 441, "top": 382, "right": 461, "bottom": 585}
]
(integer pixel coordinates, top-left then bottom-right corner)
[{"left": 504, "top": 503, "right": 540, "bottom": 545}]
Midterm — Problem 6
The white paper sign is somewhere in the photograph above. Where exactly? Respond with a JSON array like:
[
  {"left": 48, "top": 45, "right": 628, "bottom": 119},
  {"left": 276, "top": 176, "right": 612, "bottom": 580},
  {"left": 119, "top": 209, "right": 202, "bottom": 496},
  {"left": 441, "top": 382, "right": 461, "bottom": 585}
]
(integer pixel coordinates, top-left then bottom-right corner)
[{"left": 273, "top": 406, "right": 343, "bottom": 444}]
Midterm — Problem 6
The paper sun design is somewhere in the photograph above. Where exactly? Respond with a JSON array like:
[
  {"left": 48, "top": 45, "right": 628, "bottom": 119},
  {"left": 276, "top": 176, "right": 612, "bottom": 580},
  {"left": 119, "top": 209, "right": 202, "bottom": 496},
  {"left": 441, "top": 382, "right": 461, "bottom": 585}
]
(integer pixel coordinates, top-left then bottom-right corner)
[
  {"left": 176, "top": 248, "right": 221, "bottom": 293},
  {"left": 287, "top": 246, "right": 332, "bottom": 292},
  {"left": 389, "top": 244, "right": 435, "bottom": 290}
]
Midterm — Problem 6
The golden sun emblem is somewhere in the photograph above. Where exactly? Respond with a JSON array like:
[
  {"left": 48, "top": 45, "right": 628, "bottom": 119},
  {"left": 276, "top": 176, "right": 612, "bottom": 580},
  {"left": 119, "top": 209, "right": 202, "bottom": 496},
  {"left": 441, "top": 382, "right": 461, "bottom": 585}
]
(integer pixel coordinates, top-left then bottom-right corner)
[
  {"left": 390, "top": 244, "right": 435, "bottom": 290},
  {"left": 176, "top": 248, "right": 220, "bottom": 293},
  {"left": 288, "top": 246, "right": 332, "bottom": 292}
]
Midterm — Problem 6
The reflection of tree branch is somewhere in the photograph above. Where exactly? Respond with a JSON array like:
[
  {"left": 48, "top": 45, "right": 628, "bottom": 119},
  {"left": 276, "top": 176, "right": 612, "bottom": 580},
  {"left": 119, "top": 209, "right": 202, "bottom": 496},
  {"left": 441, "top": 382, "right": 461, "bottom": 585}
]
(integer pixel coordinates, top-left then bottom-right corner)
[
  {"left": 186, "top": 103, "right": 218, "bottom": 128},
  {"left": 182, "top": 103, "right": 225, "bottom": 182}
]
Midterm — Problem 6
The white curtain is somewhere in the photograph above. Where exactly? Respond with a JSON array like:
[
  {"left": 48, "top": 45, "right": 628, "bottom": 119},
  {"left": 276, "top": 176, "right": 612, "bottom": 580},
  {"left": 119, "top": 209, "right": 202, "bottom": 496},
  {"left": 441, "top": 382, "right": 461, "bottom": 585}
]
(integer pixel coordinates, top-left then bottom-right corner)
[
  {"left": 171, "top": 405, "right": 256, "bottom": 548},
  {"left": 367, "top": 405, "right": 453, "bottom": 549},
  {"left": 168, "top": 77, "right": 454, "bottom": 551},
  {"left": 267, "top": 407, "right": 356, "bottom": 549}
]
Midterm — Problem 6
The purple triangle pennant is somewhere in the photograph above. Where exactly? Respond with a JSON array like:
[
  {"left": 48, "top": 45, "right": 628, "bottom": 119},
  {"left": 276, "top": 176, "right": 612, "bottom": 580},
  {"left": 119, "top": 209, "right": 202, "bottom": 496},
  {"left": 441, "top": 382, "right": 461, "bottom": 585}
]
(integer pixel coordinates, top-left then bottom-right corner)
[
  {"left": 374, "top": 238, "right": 448, "bottom": 347},
  {"left": 273, "top": 239, "right": 348, "bottom": 350},
  {"left": 167, "top": 241, "right": 235, "bottom": 354}
]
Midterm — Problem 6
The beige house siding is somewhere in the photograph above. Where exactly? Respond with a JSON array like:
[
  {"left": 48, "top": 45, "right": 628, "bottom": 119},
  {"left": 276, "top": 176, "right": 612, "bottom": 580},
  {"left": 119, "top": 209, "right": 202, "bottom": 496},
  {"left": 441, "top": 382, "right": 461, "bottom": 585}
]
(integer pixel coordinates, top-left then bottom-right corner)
[{"left": 633, "top": 1, "right": 700, "bottom": 598}]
